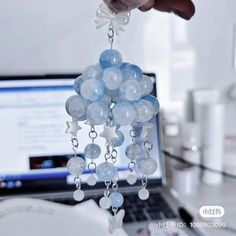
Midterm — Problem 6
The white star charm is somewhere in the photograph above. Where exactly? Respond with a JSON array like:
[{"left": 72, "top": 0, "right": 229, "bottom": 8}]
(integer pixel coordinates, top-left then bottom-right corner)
[
  {"left": 108, "top": 209, "right": 125, "bottom": 233},
  {"left": 65, "top": 120, "right": 81, "bottom": 137},
  {"left": 100, "top": 125, "right": 119, "bottom": 144},
  {"left": 141, "top": 122, "right": 154, "bottom": 139}
]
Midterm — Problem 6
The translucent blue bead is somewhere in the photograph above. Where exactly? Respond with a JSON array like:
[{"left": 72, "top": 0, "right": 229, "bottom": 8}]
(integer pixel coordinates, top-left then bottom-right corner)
[
  {"left": 80, "top": 79, "right": 104, "bottom": 102},
  {"left": 96, "top": 162, "right": 117, "bottom": 182},
  {"left": 125, "top": 144, "right": 142, "bottom": 160},
  {"left": 140, "top": 75, "right": 153, "bottom": 95},
  {"left": 86, "top": 101, "right": 109, "bottom": 125},
  {"left": 83, "top": 64, "right": 101, "bottom": 80},
  {"left": 99, "top": 49, "right": 122, "bottom": 68},
  {"left": 134, "top": 100, "right": 154, "bottom": 122},
  {"left": 65, "top": 95, "right": 86, "bottom": 118},
  {"left": 109, "top": 192, "right": 124, "bottom": 208},
  {"left": 142, "top": 95, "right": 160, "bottom": 115},
  {"left": 102, "top": 67, "right": 123, "bottom": 90},
  {"left": 73, "top": 75, "right": 84, "bottom": 94},
  {"left": 66, "top": 157, "right": 86, "bottom": 176},
  {"left": 111, "top": 130, "right": 124, "bottom": 147},
  {"left": 122, "top": 64, "right": 143, "bottom": 80},
  {"left": 84, "top": 143, "right": 101, "bottom": 159},
  {"left": 112, "top": 101, "right": 136, "bottom": 126},
  {"left": 120, "top": 80, "right": 142, "bottom": 101}
]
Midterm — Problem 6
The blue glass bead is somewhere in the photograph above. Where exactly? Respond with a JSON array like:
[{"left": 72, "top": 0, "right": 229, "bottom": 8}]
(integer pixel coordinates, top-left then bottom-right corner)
[
  {"left": 125, "top": 144, "right": 142, "bottom": 161},
  {"left": 102, "top": 67, "right": 123, "bottom": 90},
  {"left": 86, "top": 101, "right": 109, "bottom": 125},
  {"left": 109, "top": 192, "right": 124, "bottom": 208},
  {"left": 73, "top": 75, "right": 84, "bottom": 94},
  {"left": 84, "top": 143, "right": 101, "bottom": 159},
  {"left": 142, "top": 95, "right": 160, "bottom": 115},
  {"left": 122, "top": 64, "right": 143, "bottom": 80},
  {"left": 134, "top": 100, "right": 154, "bottom": 122},
  {"left": 120, "top": 80, "right": 142, "bottom": 101},
  {"left": 65, "top": 95, "right": 86, "bottom": 118},
  {"left": 83, "top": 64, "right": 101, "bottom": 80},
  {"left": 111, "top": 130, "right": 124, "bottom": 147},
  {"left": 80, "top": 79, "right": 104, "bottom": 102},
  {"left": 99, "top": 49, "right": 122, "bottom": 68},
  {"left": 66, "top": 157, "right": 86, "bottom": 176},
  {"left": 112, "top": 101, "right": 136, "bottom": 126},
  {"left": 140, "top": 75, "right": 153, "bottom": 95},
  {"left": 96, "top": 162, "right": 117, "bottom": 182}
]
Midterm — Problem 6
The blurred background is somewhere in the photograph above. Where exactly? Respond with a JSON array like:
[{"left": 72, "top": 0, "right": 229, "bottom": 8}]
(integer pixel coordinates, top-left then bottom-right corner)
[{"left": 0, "top": 0, "right": 236, "bottom": 235}]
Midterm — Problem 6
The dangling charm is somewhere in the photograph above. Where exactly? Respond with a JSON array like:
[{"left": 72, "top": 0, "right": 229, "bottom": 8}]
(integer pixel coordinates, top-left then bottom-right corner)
[{"left": 85, "top": 127, "right": 99, "bottom": 186}]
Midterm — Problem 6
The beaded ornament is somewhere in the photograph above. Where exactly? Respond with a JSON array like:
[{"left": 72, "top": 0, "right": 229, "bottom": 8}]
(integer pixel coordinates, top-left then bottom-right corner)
[{"left": 65, "top": 2, "right": 160, "bottom": 233}]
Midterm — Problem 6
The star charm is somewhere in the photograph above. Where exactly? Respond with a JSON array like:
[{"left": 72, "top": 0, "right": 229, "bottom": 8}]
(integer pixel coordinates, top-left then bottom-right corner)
[
  {"left": 108, "top": 209, "right": 125, "bottom": 233},
  {"left": 140, "top": 122, "right": 154, "bottom": 139},
  {"left": 100, "top": 125, "right": 119, "bottom": 144},
  {"left": 65, "top": 120, "right": 81, "bottom": 137}
]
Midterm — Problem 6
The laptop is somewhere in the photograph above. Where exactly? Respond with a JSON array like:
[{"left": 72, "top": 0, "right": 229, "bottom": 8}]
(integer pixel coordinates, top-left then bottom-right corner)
[{"left": 0, "top": 74, "right": 195, "bottom": 236}]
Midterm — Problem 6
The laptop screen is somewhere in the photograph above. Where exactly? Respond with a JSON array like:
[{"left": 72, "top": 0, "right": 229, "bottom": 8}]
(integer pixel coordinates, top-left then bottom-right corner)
[{"left": 0, "top": 75, "right": 162, "bottom": 196}]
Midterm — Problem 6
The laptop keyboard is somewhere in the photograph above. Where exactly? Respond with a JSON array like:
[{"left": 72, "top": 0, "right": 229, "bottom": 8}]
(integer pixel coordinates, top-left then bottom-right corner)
[{"left": 54, "top": 191, "right": 177, "bottom": 223}]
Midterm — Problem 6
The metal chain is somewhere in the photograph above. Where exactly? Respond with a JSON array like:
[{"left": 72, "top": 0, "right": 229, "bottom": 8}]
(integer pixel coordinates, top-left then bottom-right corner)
[
  {"left": 141, "top": 175, "right": 148, "bottom": 189},
  {"left": 88, "top": 127, "right": 98, "bottom": 143},
  {"left": 108, "top": 25, "right": 115, "bottom": 49}
]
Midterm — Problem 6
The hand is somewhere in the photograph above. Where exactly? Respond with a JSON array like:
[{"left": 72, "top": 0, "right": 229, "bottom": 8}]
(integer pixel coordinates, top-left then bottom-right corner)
[{"left": 104, "top": 0, "right": 195, "bottom": 20}]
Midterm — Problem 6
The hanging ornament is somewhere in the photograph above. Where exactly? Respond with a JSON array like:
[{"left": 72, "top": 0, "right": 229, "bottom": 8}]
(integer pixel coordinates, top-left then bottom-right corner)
[{"left": 65, "top": 2, "right": 160, "bottom": 232}]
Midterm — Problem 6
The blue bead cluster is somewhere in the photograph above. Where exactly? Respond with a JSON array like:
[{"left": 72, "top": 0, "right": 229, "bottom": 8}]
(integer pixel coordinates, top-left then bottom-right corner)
[
  {"left": 65, "top": 49, "right": 160, "bottom": 210},
  {"left": 65, "top": 49, "right": 160, "bottom": 126}
]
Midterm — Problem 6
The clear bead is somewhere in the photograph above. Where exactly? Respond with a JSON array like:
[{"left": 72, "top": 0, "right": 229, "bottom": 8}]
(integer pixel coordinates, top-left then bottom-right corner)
[
  {"left": 102, "top": 67, "right": 123, "bottom": 90},
  {"left": 140, "top": 75, "right": 153, "bottom": 95},
  {"left": 96, "top": 162, "right": 117, "bottom": 182},
  {"left": 125, "top": 144, "right": 142, "bottom": 161},
  {"left": 139, "top": 158, "right": 157, "bottom": 175},
  {"left": 142, "top": 95, "right": 160, "bottom": 115},
  {"left": 127, "top": 173, "right": 137, "bottom": 185},
  {"left": 121, "top": 64, "right": 143, "bottom": 80},
  {"left": 111, "top": 130, "right": 124, "bottom": 147},
  {"left": 99, "top": 49, "right": 122, "bottom": 68},
  {"left": 73, "top": 189, "right": 85, "bottom": 202},
  {"left": 138, "top": 188, "right": 149, "bottom": 200},
  {"left": 109, "top": 192, "right": 124, "bottom": 208},
  {"left": 80, "top": 79, "right": 104, "bottom": 102},
  {"left": 99, "top": 196, "right": 111, "bottom": 209},
  {"left": 66, "top": 158, "right": 86, "bottom": 176},
  {"left": 120, "top": 80, "right": 142, "bottom": 101},
  {"left": 65, "top": 95, "right": 86, "bottom": 118},
  {"left": 87, "top": 175, "right": 97, "bottom": 186},
  {"left": 84, "top": 143, "right": 101, "bottom": 159},
  {"left": 112, "top": 101, "right": 136, "bottom": 126},
  {"left": 134, "top": 100, "right": 154, "bottom": 122},
  {"left": 86, "top": 101, "right": 109, "bottom": 125},
  {"left": 83, "top": 64, "right": 101, "bottom": 80}
]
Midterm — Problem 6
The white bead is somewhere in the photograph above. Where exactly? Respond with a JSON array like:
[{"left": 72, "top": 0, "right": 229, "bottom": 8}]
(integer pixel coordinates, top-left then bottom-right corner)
[
  {"left": 139, "top": 158, "right": 157, "bottom": 175},
  {"left": 127, "top": 173, "right": 137, "bottom": 185},
  {"left": 66, "top": 158, "right": 86, "bottom": 176},
  {"left": 99, "top": 196, "right": 111, "bottom": 209},
  {"left": 86, "top": 175, "right": 97, "bottom": 186},
  {"left": 138, "top": 188, "right": 149, "bottom": 201},
  {"left": 73, "top": 189, "right": 85, "bottom": 202}
]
